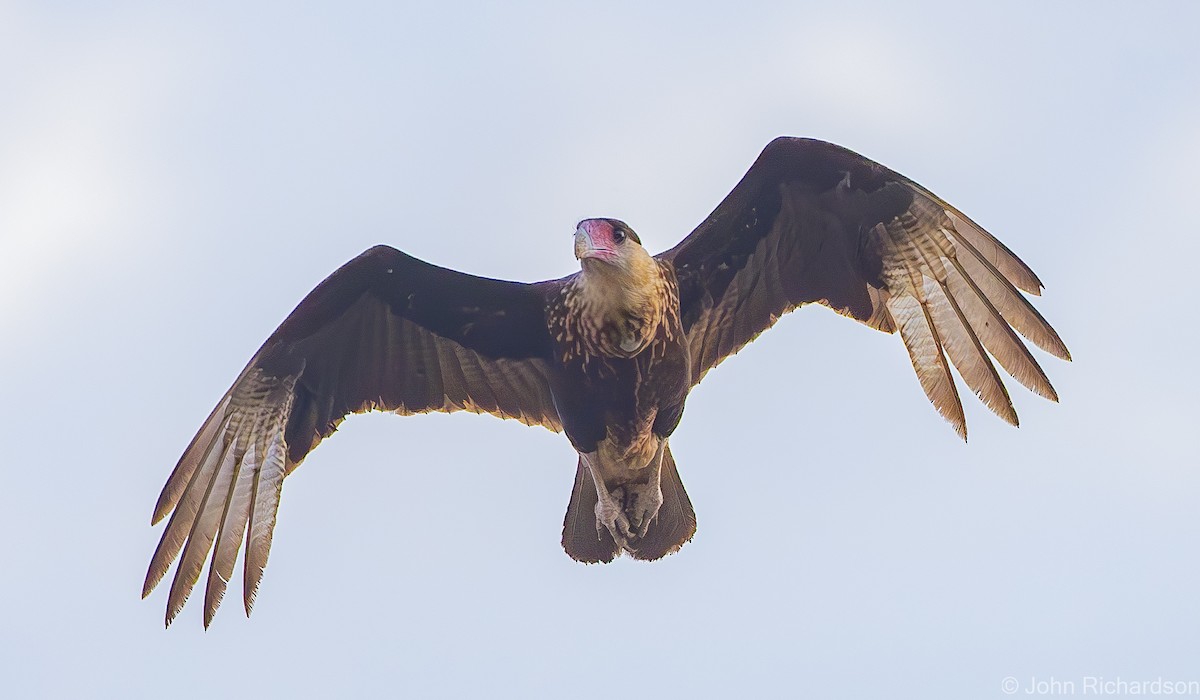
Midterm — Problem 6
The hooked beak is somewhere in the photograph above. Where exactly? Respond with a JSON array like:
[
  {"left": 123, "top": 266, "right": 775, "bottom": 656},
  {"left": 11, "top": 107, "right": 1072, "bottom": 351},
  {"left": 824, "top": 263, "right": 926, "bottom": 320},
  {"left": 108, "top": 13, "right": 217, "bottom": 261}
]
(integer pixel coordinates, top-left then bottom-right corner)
[{"left": 574, "top": 225, "right": 603, "bottom": 260}]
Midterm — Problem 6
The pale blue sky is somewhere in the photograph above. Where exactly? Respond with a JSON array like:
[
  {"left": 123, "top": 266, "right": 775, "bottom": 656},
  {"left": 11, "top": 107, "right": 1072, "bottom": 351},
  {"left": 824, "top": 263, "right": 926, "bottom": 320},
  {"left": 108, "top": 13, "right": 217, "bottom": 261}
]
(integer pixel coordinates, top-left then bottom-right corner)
[{"left": 2, "top": 2, "right": 1198, "bottom": 697}]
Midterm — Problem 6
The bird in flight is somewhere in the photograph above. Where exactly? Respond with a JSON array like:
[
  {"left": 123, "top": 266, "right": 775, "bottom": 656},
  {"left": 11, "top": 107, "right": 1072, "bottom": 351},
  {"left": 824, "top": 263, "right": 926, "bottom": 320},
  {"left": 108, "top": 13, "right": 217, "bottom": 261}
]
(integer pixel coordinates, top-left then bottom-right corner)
[{"left": 143, "top": 137, "right": 1069, "bottom": 627}]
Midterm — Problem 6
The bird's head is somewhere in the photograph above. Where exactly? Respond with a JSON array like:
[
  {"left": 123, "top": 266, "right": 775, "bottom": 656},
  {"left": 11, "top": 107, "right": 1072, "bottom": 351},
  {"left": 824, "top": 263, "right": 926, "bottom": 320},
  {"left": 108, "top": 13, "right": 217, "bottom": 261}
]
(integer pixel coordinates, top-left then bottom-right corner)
[{"left": 574, "top": 218, "right": 646, "bottom": 272}]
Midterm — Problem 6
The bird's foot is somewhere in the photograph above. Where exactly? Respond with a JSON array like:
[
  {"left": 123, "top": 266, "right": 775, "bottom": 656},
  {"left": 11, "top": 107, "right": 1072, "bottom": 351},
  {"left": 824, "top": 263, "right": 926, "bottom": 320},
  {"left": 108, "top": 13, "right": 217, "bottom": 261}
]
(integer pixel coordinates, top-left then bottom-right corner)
[{"left": 594, "top": 481, "right": 664, "bottom": 550}]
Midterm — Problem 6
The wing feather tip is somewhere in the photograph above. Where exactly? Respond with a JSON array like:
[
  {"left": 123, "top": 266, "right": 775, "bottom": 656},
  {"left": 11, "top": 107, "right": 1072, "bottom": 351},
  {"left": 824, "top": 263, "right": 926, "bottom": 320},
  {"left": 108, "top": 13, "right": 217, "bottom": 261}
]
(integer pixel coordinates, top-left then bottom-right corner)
[
  {"left": 243, "top": 583, "right": 260, "bottom": 618},
  {"left": 164, "top": 602, "right": 183, "bottom": 629},
  {"left": 203, "top": 576, "right": 228, "bottom": 630},
  {"left": 142, "top": 555, "right": 172, "bottom": 601},
  {"left": 990, "top": 402, "right": 1019, "bottom": 429},
  {"left": 1041, "top": 334, "right": 1071, "bottom": 362},
  {"left": 953, "top": 419, "right": 967, "bottom": 442}
]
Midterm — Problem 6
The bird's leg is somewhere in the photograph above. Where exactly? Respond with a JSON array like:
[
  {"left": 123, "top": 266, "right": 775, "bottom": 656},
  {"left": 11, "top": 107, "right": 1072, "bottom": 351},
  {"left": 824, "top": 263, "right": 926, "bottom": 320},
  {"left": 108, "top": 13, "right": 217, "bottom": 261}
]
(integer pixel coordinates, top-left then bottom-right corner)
[
  {"left": 623, "top": 439, "right": 666, "bottom": 540},
  {"left": 581, "top": 440, "right": 667, "bottom": 551},
  {"left": 581, "top": 451, "right": 633, "bottom": 546}
]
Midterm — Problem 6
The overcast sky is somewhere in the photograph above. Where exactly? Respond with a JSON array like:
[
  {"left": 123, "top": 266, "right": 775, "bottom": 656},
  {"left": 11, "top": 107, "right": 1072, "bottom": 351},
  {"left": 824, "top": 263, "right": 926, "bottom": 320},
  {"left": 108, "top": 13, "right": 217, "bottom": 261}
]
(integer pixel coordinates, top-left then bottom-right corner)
[{"left": 2, "top": 2, "right": 1198, "bottom": 698}]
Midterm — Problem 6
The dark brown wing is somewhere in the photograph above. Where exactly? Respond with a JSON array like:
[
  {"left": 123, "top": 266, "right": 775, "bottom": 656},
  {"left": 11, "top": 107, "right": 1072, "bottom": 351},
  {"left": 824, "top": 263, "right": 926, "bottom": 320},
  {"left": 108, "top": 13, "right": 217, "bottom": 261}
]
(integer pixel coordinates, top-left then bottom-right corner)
[
  {"left": 144, "top": 245, "right": 562, "bottom": 627},
  {"left": 660, "top": 137, "right": 1069, "bottom": 436}
]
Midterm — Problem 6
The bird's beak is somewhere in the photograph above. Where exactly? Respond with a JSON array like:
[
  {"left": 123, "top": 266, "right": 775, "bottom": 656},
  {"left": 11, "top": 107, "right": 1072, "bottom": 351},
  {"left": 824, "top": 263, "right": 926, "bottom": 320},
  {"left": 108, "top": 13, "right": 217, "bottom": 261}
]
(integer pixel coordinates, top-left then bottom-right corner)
[
  {"left": 575, "top": 220, "right": 618, "bottom": 262},
  {"left": 574, "top": 225, "right": 597, "bottom": 260}
]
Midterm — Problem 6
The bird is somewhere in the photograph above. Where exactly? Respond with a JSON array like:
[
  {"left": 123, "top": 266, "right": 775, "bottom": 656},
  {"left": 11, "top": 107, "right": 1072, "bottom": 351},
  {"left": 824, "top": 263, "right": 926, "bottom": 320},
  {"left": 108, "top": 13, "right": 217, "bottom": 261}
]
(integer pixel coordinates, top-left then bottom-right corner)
[{"left": 143, "top": 137, "right": 1070, "bottom": 627}]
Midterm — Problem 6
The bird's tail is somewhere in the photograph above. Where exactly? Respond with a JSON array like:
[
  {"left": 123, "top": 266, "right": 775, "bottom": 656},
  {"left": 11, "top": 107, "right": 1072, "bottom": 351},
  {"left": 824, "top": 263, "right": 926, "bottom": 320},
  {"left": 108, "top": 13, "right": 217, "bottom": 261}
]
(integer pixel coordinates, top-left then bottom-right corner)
[
  {"left": 561, "top": 444, "right": 696, "bottom": 563},
  {"left": 631, "top": 444, "right": 697, "bottom": 560}
]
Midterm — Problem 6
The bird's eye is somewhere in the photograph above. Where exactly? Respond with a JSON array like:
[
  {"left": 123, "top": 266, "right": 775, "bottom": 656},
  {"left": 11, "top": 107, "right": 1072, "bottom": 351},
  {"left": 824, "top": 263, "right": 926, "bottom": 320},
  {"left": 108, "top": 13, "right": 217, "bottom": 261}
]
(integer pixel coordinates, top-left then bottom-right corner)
[{"left": 613, "top": 230, "right": 626, "bottom": 244}]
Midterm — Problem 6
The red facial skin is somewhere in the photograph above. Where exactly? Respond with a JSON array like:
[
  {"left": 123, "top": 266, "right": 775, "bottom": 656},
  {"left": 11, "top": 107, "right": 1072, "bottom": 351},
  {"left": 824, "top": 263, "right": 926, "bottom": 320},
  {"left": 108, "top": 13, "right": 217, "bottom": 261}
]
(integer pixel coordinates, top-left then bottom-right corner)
[{"left": 575, "top": 219, "right": 621, "bottom": 262}]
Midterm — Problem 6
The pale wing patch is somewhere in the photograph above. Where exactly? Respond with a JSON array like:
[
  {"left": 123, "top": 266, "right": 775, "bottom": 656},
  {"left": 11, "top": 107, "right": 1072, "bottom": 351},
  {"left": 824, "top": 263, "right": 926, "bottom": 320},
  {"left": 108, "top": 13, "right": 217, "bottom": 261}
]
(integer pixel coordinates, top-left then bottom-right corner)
[
  {"left": 671, "top": 141, "right": 1067, "bottom": 439},
  {"left": 950, "top": 229, "right": 1070, "bottom": 361},
  {"left": 144, "top": 368, "right": 296, "bottom": 627},
  {"left": 145, "top": 305, "right": 562, "bottom": 626},
  {"left": 909, "top": 179, "right": 1046, "bottom": 296},
  {"left": 886, "top": 291, "right": 966, "bottom": 437},
  {"left": 870, "top": 194, "right": 1067, "bottom": 438}
]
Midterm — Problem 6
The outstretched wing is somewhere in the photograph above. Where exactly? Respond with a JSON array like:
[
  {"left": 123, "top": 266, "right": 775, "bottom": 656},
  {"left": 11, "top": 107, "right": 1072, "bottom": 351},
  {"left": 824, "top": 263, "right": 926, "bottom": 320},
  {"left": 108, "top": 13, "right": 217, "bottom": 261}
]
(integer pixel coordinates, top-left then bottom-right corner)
[
  {"left": 144, "top": 245, "right": 562, "bottom": 627},
  {"left": 661, "top": 137, "right": 1069, "bottom": 436}
]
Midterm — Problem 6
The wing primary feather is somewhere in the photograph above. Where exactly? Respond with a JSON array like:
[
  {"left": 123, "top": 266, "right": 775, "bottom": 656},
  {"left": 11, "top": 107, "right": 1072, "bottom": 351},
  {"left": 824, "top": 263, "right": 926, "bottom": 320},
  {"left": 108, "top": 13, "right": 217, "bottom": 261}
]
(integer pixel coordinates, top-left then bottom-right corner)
[
  {"left": 948, "top": 228, "right": 1070, "bottom": 361},
  {"left": 164, "top": 436, "right": 239, "bottom": 626},
  {"left": 918, "top": 298, "right": 967, "bottom": 439},
  {"left": 900, "top": 178, "right": 1045, "bottom": 295},
  {"left": 665, "top": 138, "right": 1066, "bottom": 438},
  {"left": 147, "top": 246, "right": 564, "bottom": 625},
  {"left": 943, "top": 208, "right": 1045, "bottom": 295},
  {"left": 873, "top": 218, "right": 966, "bottom": 438},
  {"left": 941, "top": 253, "right": 1060, "bottom": 402},
  {"left": 243, "top": 430, "right": 287, "bottom": 617},
  {"left": 242, "top": 376, "right": 295, "bottom": 617},
  {"left": 152, "top": 393, "right": 232, "bottom": 524},
  {"left": 241, "top": 444, "right": 265, "bottom": 617},
  {"left": 143, "top": 411, "right": 233, "bottom": 600},
  {"left": 883, "top": 203, "right": 1018, "bottom": 425},
  {"left": 928, "top": 277, "right": 1018, "bottom": 425},
  {"left": 202, "top": 393, "right": 284, "bottom": 627},
  {"left": 202, "top": 445, "right": 250, "bottom": 628},
  {"left": 886, "top": 294, "right": 967, "bottom": 439}
]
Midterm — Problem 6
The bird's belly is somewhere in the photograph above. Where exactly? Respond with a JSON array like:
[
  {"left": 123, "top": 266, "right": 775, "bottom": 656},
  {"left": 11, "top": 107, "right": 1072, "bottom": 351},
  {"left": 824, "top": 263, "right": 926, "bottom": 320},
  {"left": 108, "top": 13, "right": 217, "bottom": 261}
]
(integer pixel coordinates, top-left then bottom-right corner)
[
  {"left": 599, "top": 417, "right": 660, "bottom": 471},
  {"left": 551, "top": 322, "right": 690, "bottom": 456},
  {"left": 589, "top": 427, "right": 663, "bottom": 491}
]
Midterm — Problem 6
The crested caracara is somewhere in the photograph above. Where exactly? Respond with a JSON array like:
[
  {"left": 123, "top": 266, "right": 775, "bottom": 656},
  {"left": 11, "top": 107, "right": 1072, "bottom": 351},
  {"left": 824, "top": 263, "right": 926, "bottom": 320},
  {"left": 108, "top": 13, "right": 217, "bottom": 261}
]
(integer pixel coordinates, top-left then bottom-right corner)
[{"left": 143, "top": 137, "right": 1070, "bottom": 627}]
